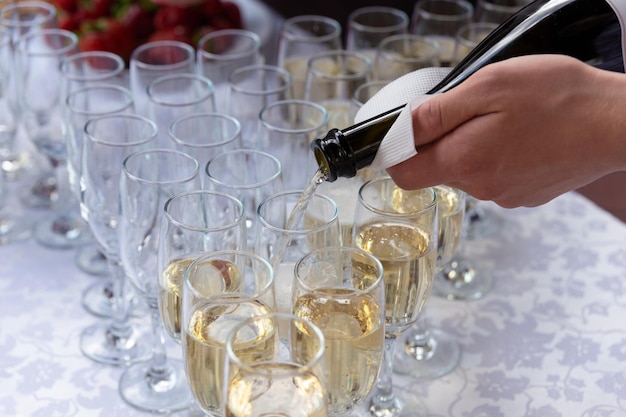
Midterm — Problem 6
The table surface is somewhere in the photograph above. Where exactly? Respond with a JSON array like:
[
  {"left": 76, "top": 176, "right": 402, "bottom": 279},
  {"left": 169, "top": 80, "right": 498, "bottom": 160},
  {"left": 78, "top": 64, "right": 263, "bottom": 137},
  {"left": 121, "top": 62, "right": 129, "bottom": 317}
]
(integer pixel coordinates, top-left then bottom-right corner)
[{"left": 2, "top": 190, "right": 626, "bottom": 417}]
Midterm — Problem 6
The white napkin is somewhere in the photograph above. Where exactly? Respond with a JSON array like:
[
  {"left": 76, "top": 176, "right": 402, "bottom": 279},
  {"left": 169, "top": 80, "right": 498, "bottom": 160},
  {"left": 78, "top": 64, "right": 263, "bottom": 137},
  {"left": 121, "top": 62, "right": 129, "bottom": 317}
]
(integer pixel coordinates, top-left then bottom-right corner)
[{"left": 354, "top": 67, "right": 452, "bottom": 170}]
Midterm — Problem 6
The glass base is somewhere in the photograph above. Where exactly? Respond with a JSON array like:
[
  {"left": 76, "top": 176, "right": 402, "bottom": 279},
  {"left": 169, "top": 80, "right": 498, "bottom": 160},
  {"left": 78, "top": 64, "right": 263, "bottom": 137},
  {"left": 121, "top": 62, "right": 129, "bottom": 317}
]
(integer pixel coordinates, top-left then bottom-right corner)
[
  {"left": 81, "top": 280, "right": 147, "bottom": 319},
  {"left": 366, "top": 388, "right": 428, "bottom": 417},
  {"left": 433, "top": 255, "right": 492, "bottom": 301},
  {"left": 0, "top": 213, "right": 32, "bottom": 245},
  {"left": 119, "top": 358, "right": 193, "bottom": 413},
  {"left": 80, "top": 321, "right": 151, "bottom": 366},
  {"left": 393, "top": 327, "right": 460, "bottom": 380},
  {"left": 34, "top": 212, "right": 91, "bottom": 249},
  {"left": 75, "top": 243, "right": 110, "bottom": 276}
]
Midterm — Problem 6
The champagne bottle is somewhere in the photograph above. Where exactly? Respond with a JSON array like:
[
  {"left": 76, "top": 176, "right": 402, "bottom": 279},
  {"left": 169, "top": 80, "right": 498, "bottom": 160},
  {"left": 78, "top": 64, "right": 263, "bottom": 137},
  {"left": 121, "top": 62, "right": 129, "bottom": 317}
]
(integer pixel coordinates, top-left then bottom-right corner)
[{"left": 311, "top": 0, "right": 624, "bottom": 181}]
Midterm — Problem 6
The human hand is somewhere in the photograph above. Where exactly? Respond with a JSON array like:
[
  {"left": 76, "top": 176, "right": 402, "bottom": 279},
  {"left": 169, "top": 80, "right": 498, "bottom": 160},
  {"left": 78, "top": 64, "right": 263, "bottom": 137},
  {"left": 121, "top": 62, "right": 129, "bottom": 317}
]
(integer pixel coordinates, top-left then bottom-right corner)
[{"left": 386, "top": 54, "right": 626, "bottom": 208}]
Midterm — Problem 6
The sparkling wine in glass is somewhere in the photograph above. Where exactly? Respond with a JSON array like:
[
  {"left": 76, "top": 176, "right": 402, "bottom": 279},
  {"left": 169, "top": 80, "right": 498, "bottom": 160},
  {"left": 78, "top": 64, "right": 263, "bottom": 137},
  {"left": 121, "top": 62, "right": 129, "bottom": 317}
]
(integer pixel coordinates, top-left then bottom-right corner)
[
  {"left": 353, "top": 176, "right": 438, "bottom": 417},
  {"left": 294, "top": 246, "right": 385, "bottom": 416}
]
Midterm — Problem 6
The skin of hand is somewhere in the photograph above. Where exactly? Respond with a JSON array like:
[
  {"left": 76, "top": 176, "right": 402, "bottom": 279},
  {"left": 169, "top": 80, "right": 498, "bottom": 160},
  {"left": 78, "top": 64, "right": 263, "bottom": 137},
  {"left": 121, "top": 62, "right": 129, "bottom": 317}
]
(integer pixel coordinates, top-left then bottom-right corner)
[{"left": 386, "top": 54, "right": 626, "bottom": 208}]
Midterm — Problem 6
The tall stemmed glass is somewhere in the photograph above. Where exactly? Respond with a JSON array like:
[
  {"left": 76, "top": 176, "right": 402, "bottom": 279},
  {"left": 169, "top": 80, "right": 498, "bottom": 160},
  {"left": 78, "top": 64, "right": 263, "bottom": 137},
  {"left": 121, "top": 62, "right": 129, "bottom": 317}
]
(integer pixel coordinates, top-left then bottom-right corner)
[
  {"left": 129, "top": 40, "right": 196, "bottom": 117},
  {"left": 0, "top": 0, "right": 57, "bottom": 185},
  {"left": 394, "top": 185, "right": 465, "bottom": 380},
  {"left": 294, "top": 246, "right": 385, "bottom": 416},
  {"left": 14, "top": 28, "right": 92, "bottom": 249},
  {"left": 61, "top": 50, "right": 127, "bottom": 277},
  {"left": 118, "top": 149, "right": 201, "bottom": 413},
  {"left": 182, "top": 250, "right": 275, "bottom": 416},
  {"left": 79, "top": 114, "right": 157, "bottom": 366},
  {"left": 353, "top": 176, "right": 438, "bottom": 417},
  {"left": 0, "top": 26, "right": 31, "bottom": 244},
  {"left": 224, "top": 312, "right": 328, "bottom": 417},
  {"left": 65, "top": 84, "right": 136, "bottom": 317},
  {"left": 373, "top": 34, "right": 441, "bottom": 81},
  {"left": 255, "top": 190, "right": 341, "bottom": 316},
  {"left": 346, "top": 6, "right": 410, "bottom": 61}
]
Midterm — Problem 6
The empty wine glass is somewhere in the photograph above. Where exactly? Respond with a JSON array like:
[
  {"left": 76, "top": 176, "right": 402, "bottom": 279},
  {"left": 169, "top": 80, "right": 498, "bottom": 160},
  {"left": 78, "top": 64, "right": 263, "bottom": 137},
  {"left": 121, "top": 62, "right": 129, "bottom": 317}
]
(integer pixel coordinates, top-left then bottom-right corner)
[
  {"left": 277, "top": 14, "right": 342, "bottom": 99},
  {"left": 118, "top": 149, "right": 201, "bottom": 413},
  {"left": 454, "top": 22, "right": 498, "bottom": 63},
  {"left": 394, "top": 185, "right": 465, "bottom": 380},
  {"left": 255, "top": 190, "right": 341, "bottom": 316},
  {"left": 257, "top": 99, "right": 328, "bottom": 190},
  {"left": 475, "top": 0, "right": 532, "bottom": 24},
  {"left": 129, "top": 40, "right": 196, "bottom": 117},
  {"left": 146, "top": 73, "right": 216, "bottom": 149},
  {"left": 224, "top": 312, "right": 328, "bottom": 417},
  {"left": 346, "top": 6, "right": 410, "bottom": 62},
  {"left": 353, "top": 176, "right": 438, "bottom": 417},
  {"left": 205, "top": 148, "right": 284, "bottom": 246},
  {"left": 196, "top": 28, "right": 263, "bottom": 106},
  {"left": 373, "top": 34, "right": 441, "bottom": 81},
  {"left": 15, "top": 28, "right": 93, "bottom": 249},
  {"left": 182, "top": 250, "right": 276, "bottom": 416},
  {"left": 0, "top": 0, "right": 57, "bottom": 183},
  {"left": 294, "top": 246, "right": 385, "bottom": 416},
  {"left": 411, "top": 0, "right": 474, "bottom": 66},
  {"left": 226, "top": 64, "right": 292, "bottom": 149},
  {"left": 79, "top": 114, "right": 157, "bottom": 366}
]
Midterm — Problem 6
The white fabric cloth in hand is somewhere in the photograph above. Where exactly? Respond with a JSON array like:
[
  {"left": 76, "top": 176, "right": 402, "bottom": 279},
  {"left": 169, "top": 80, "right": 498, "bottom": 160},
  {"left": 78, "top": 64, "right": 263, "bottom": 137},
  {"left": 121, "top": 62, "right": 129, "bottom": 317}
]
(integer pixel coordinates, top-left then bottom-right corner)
[{"left": 354, "top": 67, "right": 452, "bottom": 171}]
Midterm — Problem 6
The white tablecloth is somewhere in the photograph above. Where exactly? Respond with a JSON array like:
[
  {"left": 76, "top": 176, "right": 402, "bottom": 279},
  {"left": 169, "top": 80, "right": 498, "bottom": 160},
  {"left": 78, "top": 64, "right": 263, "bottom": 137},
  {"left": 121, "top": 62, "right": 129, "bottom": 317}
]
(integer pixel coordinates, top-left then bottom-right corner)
[{"left": 2, "top": 190, "right": 626, "bottom": 417}]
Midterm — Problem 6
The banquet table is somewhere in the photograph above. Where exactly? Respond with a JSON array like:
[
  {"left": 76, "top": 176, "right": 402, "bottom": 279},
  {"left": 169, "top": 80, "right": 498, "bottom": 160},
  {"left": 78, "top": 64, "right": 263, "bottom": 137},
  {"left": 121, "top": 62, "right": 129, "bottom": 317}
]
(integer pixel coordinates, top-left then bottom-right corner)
[{"left": 2, "top": 189, "right": 626, "bottom": 417}]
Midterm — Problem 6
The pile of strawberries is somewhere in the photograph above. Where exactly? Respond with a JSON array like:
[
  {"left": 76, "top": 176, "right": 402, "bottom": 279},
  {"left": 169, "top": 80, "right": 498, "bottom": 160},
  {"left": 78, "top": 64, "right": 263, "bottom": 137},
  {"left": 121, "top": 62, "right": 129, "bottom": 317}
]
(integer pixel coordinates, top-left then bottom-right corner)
[{"left": 48, "top": 0, "right": 243, "bottom": 64}]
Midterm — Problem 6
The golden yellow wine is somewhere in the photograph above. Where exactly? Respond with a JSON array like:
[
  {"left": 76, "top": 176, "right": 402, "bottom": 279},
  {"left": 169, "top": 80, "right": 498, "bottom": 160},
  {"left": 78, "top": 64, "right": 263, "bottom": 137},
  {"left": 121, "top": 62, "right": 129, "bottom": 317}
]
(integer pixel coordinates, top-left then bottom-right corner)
[
  {"left": 355, "top": 221, "right": 435, "bottom": 335},
  {"left": 294, "top": 288, "right": 384, "bottom": 415},
  {"left": 435, "top": 186, "right": 464, "bottom": 264},
  {"left": 183, "top": 300, "right": 273, "bottom": 416}
]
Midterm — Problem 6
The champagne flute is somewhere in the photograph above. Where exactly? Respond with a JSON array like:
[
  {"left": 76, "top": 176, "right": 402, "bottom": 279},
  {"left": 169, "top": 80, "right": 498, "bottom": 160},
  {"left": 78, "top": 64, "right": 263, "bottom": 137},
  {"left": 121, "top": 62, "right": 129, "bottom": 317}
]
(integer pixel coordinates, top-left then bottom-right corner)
[
  {"left": 129, "top": 40, "right": 196, "bottom": 117},
  {"left": 118, "top": 149, "right": 201, "bottom": 413},
  {"left": 146, "top": 73, "right": 216, "bottom": 149},
  {"left": 182, "top": 250, "right": 276, "bottom": 416},
  {"left": 0, "top": 0, "right": 57, "bottom": 185},
  {"left": 79, "top": 114, "right": 157, "bottom": 366},
  {"left": 277, "top": 15, "right": 342, "bottom": 99},
  {"left": 373, "top": 34, "right": 441, "bottom": 81},
  {"left": 411, "top": 0, "right": 474, "bottom": 66},
  {"left": 224, "top": 312, "right": 328, "bottom": 417},
  {"left": 159, "top": 190, "right": 247, "bottom": 343},
  {"left": 205, "top": 148, "right": 284, "bottom": 247},
  {"left": 196, "top": 28, "right": 264, "bottom": 107},
  {"left": 346, "top": 6, "right": 410, "bottom": 62},
  {"left": 257, "top": 99, "right": 328, "bottom": 190},
  {"left": 475, "top": 0, "right": 532, "bottom": 24},
  {"left": 255, "top": 190, "right": 341, "bottom": 316},
  {"left": 60, "top": 50, "right": 127, "bottom": 277},
  {"left": 226, "top": 64, "right": 292, "bottom": 149},
  {"left": 353, "top": 176, "right": 438, "bottom": 417},
  {"left": 15, "top": 28, "right": 92, "bottom": 249},
  {"left": 294, "top": 246, "right": 385, "bottom": 416},
  {"left": 394, "top": 185, "right": 465, "bottom": 379}
]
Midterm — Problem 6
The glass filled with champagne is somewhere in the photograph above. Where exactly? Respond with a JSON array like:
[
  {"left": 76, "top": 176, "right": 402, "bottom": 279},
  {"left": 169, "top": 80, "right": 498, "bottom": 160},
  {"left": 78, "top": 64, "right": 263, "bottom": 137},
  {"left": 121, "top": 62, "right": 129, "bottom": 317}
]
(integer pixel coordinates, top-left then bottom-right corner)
[
  {"left": 353, "top": 176, "right": 438, "bottom": 417},
  {"left": 224, "top": 312, "right": 328, "bottom": 417},
  {"left": 294, "top": 246, "right": 385, "bottom": 416},
  {"left": 182, "top": 250, "right": 275, "bottom": 416}
]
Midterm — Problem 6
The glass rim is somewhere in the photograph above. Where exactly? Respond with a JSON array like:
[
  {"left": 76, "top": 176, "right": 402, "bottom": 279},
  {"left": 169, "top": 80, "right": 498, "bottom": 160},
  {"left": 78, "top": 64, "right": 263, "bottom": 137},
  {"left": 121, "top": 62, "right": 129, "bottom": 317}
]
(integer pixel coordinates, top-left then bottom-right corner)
[
  {"left": 205, "top": 149, "right": 283, "bottom": 190},
  {"left": 225, "top": 312, "right": 326, "bottom": 376},
  {"left": 0, "top": 1, "right": 56, "bottom": 28},
  {"left": 281, "top": 14, "right": 342, "bottom": 43},
  {"left": 122, "top": 148, "right": 199, "bottom": 186},
  {"left": 228, "top": 64, "right": 293, "bottom": 96},
  {"left": 256, "top": 190, "right": 339, "bottom": 235},
  {"left": 377, "top": 34, "right": 441, "bottom": 63},
  {"left": 294, "top": 245, "right": 384, "bottom": 294},
  {"left": 130, "top": 40, "right": 195, "bottom": 70},
  {"left": 66, "top": 83, "right": 134, "bottom": 116},
  {"left": 183, "top": 249, "right": 274, "bottom": 304},
  {"left": 306, "top": 49, "right": 372, "bottom": 82},
  {"left": 15, "top": 28, "right": 77, "bottom": 56},
  {"left": 258, "top": 99, "right": 329, "bottom": 134},
  {"left": 60, "top": 50, "right": 126, "bottom": 82},
  {"left": 163, "top": 189, "right": 246, "bottom": 232},
  {"left": 169, "top": 112, "right": 241, "bottom": 149},
  {"left": 84, "top": 114, "right": 157, "bottom": 147},
  {"left": 413, "top": 0, "right": 475, "bottom": 21},
  {"left": 348, "top": 6, "right": 409, "bottom": 34},
  {"left": 197, "top": 28, "right": 262, "bottom": 60},
  {"left": 358, "top": 175, "right": 438, "bottom": 217},
  {"left": 147, "top": 73, "right": 215, "bottom": 107}
]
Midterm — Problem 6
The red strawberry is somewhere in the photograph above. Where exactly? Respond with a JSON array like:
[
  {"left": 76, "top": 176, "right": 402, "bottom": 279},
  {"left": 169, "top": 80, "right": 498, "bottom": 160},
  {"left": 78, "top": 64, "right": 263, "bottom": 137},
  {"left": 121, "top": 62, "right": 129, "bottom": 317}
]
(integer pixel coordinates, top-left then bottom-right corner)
[
  {"left": 153, "top": 5, "right": 202, "bottom": 31},
  {"left": 221, "top": 2, "right": 242, "bottom": 28},
  {"left": 202, "top": 0, "right": 224, "bottom": 20},
  {"left": 50, "top": 0, "right": 78, "bottom": 14},
  {"left": 121, "top": 4, "right": 155, "bottom": 40},
  {"left": 147, "top": 25, "right": 194, "bottom": 46}
]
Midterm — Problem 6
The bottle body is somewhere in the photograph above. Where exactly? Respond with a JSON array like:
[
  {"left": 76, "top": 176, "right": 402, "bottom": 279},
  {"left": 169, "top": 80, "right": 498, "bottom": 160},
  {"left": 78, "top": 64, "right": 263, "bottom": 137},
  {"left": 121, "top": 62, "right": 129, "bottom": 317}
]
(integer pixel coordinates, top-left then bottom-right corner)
[{"left": 311, "top": 0, "right": 624, "bottom": 181}]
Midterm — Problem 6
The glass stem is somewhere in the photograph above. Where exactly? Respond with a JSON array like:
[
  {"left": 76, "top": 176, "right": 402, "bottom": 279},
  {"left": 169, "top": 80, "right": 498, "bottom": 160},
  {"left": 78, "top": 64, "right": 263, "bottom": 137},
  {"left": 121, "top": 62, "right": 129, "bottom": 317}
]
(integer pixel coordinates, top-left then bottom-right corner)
[
  {"left": 145, "top": 301, "right": 174, "bottom": 388},
  {"left": 370, "top": 334, "right": 402, "bottom": 416},
  {"left": 107, "top": 259, "right": 133, "bottom": 341},
  {"left": 405, "top": 319, "right": 435, "bottom": 361}
]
